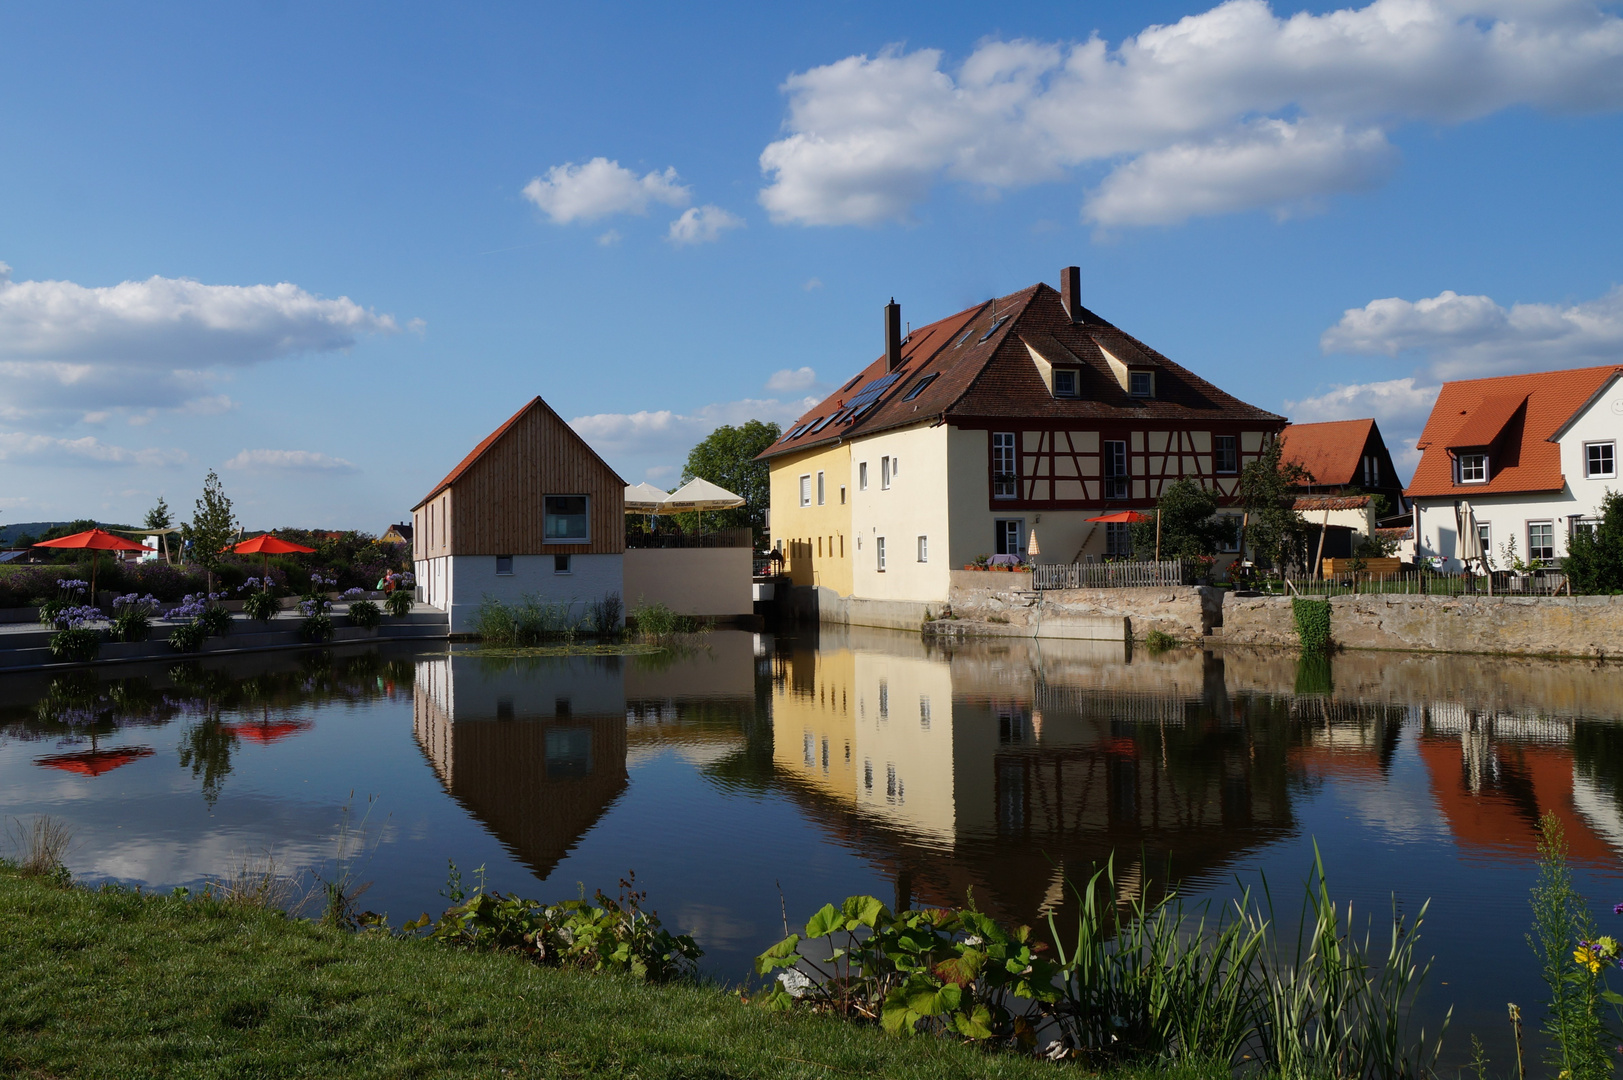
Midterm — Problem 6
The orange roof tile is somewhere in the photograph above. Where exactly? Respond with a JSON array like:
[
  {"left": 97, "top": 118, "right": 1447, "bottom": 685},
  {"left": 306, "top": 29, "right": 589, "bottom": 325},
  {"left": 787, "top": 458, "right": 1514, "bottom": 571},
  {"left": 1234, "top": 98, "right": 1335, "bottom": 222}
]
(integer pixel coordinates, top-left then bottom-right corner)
[
  {"left": 1407, "top": 365, "right": 1623, "bottom": 500},
  {"left": 412, "top": 397, "right": 624, "bottom": 510},
  {"left": 1292, "top": 495, "right": 1371, "bottom": 512},
  {"left": 1278, "top": 419, "right": 1373, "bottom": 487}
]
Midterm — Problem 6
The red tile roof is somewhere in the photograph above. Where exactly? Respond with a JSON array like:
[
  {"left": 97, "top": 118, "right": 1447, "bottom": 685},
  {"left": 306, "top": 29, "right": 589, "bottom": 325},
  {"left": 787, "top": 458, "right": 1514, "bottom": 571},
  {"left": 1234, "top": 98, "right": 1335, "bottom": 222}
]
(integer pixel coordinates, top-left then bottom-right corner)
[
  {"left": 1279, "top": 419, "right": 1374, "bottom": 487},
  {"left": 758, "top": 282, "right": 1283, "bottom": 461},
  {"left": 1407, "top": 365, "right": 1623, "bottom": 500}
]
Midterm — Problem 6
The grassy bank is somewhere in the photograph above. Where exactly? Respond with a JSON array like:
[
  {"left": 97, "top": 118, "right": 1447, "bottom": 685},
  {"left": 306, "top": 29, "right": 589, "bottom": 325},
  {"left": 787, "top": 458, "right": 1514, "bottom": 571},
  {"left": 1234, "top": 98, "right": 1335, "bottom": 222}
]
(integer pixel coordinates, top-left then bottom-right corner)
[{"left": 0, "top": 867, "right": 1219, "bottom": 1080}]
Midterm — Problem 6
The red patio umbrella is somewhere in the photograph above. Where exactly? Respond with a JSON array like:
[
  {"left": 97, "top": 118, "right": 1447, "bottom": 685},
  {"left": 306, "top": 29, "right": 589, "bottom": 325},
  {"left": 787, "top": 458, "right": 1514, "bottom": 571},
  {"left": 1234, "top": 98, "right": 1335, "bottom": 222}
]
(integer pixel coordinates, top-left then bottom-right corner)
[
  {"left": 222, "top": 717, "right": 313, "bottom": 744},
  {"left": 227, "top": 534, "right": 318, "bottom": 591},
  {"left": 1084, "top": 511, "right": 1153, "bottom": 523},
  {"left": 33, "top": 528, "right": 149, "bottom": 600},
  {"left": 35, "top": 746, "right": 155, "bottom": 777}
]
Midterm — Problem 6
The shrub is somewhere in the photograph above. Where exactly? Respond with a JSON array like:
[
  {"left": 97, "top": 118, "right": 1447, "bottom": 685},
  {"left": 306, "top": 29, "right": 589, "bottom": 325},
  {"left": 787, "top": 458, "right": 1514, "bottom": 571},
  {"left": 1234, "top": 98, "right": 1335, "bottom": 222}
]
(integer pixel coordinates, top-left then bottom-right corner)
[
  {"left": 300, "top": 613, "right": 334, "bottom": 642},
  {"left": 242, "top": 590, "right": 279, "bottom": 622},
  {"left": 1292, "top": 597, "right": 1331, "bottom": 653},
  {"left": 48, "top": 627, "right": 102, "bottom": 662},
  {"left": 347, "top": 600, "right": 382, "bottom": 630},
  {"left": 1144, "top": 629, "right": 1178, "bottom": 652},
  {"left": 169, "top": 622, "right": 208, "bottom": 653},
  {"left": 196, "top": 605, "right": 232, "bottom": 637},
  {"left": 405, "top": 868, "right": 700, "bottom": 983},
  {"left": 37, "top": 579, "right": 90, "bottom": 626},
  {"left": 1565, "top": 489, "right": 1623, "bottom": 594},
  {"left": 630, "top": 601, "right": 710, "bottom": 638},
  {"left": 109, "top": 593, "right": 159, "bottom": 642},
  {"left": 473, "top": 595, "right": 582, "bottom": 645},
  {"left": 384, "top": 590, "right": 413, "bottom": 617}
]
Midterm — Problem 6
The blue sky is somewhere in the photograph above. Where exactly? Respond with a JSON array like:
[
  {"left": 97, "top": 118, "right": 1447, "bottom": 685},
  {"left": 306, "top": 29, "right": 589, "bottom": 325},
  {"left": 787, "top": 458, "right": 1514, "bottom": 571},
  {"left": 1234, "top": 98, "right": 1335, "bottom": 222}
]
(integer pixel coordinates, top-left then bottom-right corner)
[{"left": 2, "top": 1, "right": 1621, "bottom": 530}]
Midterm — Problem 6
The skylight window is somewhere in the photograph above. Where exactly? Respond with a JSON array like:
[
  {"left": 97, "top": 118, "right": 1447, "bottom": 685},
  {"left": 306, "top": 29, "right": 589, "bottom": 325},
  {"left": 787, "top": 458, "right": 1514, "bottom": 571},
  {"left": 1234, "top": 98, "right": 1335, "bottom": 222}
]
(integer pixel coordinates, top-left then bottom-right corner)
[
  {"left": 842, "top": 374, "right": 862, "bottom": 392},
  {"left": 978, "top": 315, "right": 1009, "bottom": 343},
  {"left": 902, "top": 373, "right": 938, "bottom": 401}
]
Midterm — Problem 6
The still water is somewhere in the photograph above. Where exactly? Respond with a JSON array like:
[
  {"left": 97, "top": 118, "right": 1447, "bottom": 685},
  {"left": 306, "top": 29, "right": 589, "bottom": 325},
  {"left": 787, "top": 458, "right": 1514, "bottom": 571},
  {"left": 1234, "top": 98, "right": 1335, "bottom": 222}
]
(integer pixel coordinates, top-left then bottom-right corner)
[{"left": 5, "top": 628, "right": 1623, "bottom": 1063}]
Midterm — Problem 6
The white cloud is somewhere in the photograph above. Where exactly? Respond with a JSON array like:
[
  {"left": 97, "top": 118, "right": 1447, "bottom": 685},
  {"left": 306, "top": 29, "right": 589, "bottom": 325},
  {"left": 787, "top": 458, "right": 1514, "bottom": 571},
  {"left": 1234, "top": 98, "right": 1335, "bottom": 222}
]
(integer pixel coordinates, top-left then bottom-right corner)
[
  {"left": 0, "top": 262, "right": 399, "bottom": 423},
  {"left": 597, "top": 229, "right": 623, "bottom": 246},
  {"left": 521, "top": 158, "right": 691, "bottom": 224},
  {"left": 1321, "top": 286, "right": 1623, "bottom": 377},
  {"left": 759, "top": 0, "right": 1623, "bottom": 227},
  {"left": 570, "top": 395, "right": 818, "bottom": 462},
  {"left": 666, "top": 205, "right": 744, "bottom": 245},
  {"left": 1285, "top": 377, "right": 1441, "bottom": 428},
  {"left": 765, "top": 366, "right": 820, "bottom": 393},
  {"left": 224, "top": 449, "right": 358, "bottom": 473},
  {"left": 0, "top": 432, "right": 188, "bottom": 467},
  {"left": 803, "top": 277, "right": 824, "bottom": 291},
  {"left": 644, "top": 464, "right": 678, "bottom": 483}
]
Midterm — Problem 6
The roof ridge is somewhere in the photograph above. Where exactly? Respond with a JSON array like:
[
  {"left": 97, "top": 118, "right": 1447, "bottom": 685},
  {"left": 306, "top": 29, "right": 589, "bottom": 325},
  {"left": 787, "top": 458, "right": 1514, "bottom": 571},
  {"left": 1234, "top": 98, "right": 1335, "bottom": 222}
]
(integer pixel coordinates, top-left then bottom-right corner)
[
  {"left": 938, "top": 286, "right": 1042, "bottom": 416},
  {"left": 413, "top": 395, "right": 624, "bottom": 510}
]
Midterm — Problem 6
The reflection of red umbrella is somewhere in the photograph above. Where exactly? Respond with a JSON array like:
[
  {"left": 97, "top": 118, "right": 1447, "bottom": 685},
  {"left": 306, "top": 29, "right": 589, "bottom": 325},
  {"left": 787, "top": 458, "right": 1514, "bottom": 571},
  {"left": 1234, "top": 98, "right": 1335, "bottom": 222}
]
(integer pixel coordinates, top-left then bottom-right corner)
[
  {"left": 33, "top": 528, "right": 149, "bottom": 599},
  {"left": 35, "top": 746, "right": 154, "bottom": 776},
  {"left": 221, "top": 718, "right": 312, "bottom": 744},
  {"left": 226, "top": 535, "right": 318, "bottom": 591},
  {"left": 1085, "top": 511, "right": 1152, "bottom": 523}
]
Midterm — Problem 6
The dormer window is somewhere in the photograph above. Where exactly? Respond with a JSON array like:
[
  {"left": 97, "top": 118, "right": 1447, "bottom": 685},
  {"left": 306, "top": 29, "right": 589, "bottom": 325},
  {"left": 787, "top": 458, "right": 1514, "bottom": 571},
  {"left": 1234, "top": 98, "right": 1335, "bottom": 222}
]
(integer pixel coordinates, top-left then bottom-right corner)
[
  {"left": 1129, "top": 371, "right": 1154, "bottom": 398},
  {"left": 1053, "top": 369, "right": 1079, "bottom": 398},
  {"left": 1457, "top": 453, "right": 1488, "bottom": 484}
]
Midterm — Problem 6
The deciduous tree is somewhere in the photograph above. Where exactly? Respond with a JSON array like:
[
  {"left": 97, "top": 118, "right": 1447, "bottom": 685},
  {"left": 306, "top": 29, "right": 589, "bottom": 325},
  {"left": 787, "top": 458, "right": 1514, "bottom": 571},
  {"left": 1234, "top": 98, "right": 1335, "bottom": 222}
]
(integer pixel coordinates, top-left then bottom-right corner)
[
  {"left": 1238, "top": 440, "right": 1311, "bottom": 572},
  {"left": 181, "top": 470, "right": 237, "bottom": 591},
  {"left": 677, "top": 421, "right": 781, "bottom": 544}
]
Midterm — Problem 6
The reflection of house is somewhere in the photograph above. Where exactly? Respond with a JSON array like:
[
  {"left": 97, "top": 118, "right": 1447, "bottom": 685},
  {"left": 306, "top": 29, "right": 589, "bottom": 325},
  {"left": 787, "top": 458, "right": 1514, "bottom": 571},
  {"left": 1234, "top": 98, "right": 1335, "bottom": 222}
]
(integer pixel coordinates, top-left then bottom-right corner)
[
  {"left": 413, "top": 655, "right": 629, "bottom": 879},
  {"left": 767, "top": 635, "right": 1296, "bottom": 924},
  {"left": 1418, "top": 705, "right": 1619, "bottom": 864},
  {"left": 759, "top": 269, "right": 1286, "bottom": 627},
  {"left": 411, "top": 396, "right": 626, "bottom": 633},
  {"left": 1408, "top": 365, "right": 1623, "bottom": 572}
]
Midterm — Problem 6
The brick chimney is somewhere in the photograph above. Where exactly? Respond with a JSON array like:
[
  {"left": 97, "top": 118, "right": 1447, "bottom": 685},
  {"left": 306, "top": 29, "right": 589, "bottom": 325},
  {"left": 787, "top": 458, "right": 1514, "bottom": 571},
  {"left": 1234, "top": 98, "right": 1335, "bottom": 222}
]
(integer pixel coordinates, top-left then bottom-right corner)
[
  {"left": 1060, "top": 266, "right": 1083, "bottom": 324},
  {"left": 885, "top": 298, "right": 903, "bottom": 370}
]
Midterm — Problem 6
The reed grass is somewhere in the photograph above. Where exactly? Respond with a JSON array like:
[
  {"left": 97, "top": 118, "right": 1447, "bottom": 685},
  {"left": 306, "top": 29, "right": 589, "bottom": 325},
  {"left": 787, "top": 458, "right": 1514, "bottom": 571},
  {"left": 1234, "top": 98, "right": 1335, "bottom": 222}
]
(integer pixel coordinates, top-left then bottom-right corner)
[{"left": 5, "top": 814, "right": 72, "bottom": 879}]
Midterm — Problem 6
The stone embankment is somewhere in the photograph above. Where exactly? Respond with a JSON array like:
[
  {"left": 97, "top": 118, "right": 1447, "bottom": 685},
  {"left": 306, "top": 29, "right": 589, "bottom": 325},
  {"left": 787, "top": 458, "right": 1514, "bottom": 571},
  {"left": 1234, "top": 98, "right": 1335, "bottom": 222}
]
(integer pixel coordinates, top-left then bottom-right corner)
[{"left": 939, "top": 571, "right": 1623, "bottom": 658}]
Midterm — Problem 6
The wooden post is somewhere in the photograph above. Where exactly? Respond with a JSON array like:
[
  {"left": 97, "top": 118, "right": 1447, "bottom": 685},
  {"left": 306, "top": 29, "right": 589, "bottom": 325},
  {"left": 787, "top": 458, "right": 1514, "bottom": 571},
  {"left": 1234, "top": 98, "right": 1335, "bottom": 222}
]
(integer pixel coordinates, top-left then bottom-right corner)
[
  {"left": 1154, "top": 510, "right": 1162, "bottom": 561},
  {"left": 1312, "top": 506, "right": 1331, "bottom": 579}
]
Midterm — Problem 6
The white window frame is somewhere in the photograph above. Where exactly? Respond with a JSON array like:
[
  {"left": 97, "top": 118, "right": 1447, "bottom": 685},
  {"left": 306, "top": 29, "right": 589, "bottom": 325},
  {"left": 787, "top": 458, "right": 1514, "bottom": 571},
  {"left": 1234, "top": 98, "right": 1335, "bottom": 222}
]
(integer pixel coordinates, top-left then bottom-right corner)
[
  {"left": 1585, "top": 441, "right": 1616, "bottom": 479},
  {"left": 1103, "top": 440, "right": 1129, "bottom": 499},
  {"left": 992, "top": 432, "right": 1017, "bottom": 499},
  {"left": 799, "top": 474, "right": 812, "bottom": 507},
  {"left": 1527, "top": 520, "right": 1555, "bottom": 563},
  {"left": 1572, "top": 517, "right": 1599, "bottom": 541},
  {"left": 1457, "top": 453, "right": 1488, "bottom": 484},
  {"left": 916, "top": 535, "right": 928, "bottom": 563},
  {"left": 543, "top": 495, "right": 590, "bottom": 543},
  {"left": 859, "top": 462, "right": 868, "bottom": 490},
  {"left": 994, "top": 518, "right": 1023, "bottom": 557},
  {"left": 1129, "top": 370, "right": 1154, "bottom": 398},
  {"left": 1213, "top": 435, "right": 1238, "bottom": 475},
  {"left": 1054, "top": 368, "right": 1078, "bottom": 398},
  {"left": 817, "top": 471, "right": 826, "bottom": 505},
  {"left": 876, "top": 536, "right": 887, "bottom": 572},
  {"left": 881, "top": 456, "right": 891, "bottom": 490}
]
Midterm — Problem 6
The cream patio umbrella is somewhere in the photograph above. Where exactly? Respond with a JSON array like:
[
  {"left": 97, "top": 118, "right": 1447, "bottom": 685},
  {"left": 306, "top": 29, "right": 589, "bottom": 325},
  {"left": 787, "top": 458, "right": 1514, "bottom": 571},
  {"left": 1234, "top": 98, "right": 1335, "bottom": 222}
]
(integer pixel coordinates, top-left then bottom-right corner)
[
  {"left": 1456, "top": 501, "right": 1485, "bottom": 571},
  {"left": 658, "top": 477, "right": 745, "bottom": 532},
  {"left": 623, "top": 482, "right": 670, "bottom": 513}
]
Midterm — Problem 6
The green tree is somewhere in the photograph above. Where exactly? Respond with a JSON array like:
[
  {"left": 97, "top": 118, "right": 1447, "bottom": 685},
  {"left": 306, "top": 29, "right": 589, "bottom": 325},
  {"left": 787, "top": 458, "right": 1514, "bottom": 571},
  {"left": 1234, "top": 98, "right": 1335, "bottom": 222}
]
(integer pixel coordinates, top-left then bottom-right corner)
[
  {"left": 1238, "top": 439, "right": 1311, "bottom": 571},
  {"left": 181, "top": 470, "right": 237, "bottom": 591},
  {"left": 1131, "top": 478, "right": 1232, "bottom": 559},
  {"left": 677, "top": 421, "right": 782, "bottom": 544},
  {"left": 144, "top": 496, "right": 174, "bottom": 564},
  {"left": 1564, "top": 490, "right": 1623, "bottom": 594}
]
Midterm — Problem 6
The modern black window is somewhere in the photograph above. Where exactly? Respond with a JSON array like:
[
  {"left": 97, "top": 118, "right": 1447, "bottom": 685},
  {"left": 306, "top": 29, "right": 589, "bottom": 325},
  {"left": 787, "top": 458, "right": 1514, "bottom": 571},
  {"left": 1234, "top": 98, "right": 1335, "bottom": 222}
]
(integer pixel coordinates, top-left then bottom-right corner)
[
  {"left": 495, "top": 555, "right": 514, "bottom": 575},
  {"left": 544, "top": 495, "right": 589, "bottom": 541}
]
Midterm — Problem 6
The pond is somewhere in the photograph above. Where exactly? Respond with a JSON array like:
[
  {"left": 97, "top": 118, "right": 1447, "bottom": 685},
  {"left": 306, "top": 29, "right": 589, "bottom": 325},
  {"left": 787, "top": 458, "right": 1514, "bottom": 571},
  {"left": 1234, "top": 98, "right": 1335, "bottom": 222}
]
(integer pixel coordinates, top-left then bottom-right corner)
[{"left": 4, "top": 627, "right": 1623, "bottom": 1067}]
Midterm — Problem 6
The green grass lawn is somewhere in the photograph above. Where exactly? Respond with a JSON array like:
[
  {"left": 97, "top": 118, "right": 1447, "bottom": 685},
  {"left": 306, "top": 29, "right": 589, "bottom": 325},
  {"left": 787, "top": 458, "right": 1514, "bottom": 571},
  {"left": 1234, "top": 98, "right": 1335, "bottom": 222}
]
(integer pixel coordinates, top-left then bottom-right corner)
[{"left": 0, "top": 867, "right": 1227, "bottom": 1080}]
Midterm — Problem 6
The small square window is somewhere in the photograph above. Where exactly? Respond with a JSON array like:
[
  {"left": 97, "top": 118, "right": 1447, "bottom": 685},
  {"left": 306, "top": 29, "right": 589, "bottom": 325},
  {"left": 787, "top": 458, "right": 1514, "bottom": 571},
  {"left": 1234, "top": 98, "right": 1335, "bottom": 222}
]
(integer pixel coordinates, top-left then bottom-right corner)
[
  {"left": 1129, "top": 371, "right": 1153, "bottom": 398},
  {"left": 1214, "top": 435, "right": 1238, "bottom": 475},
  {"left": 917, "top": 535, "right": 928, "bottom": 563},
  {"left": 554, "top": 554, "right": 572, "bottom": 574},
  {"left": 1586, "top": 441, "right": 1616, "bottom": 479},
  {"left": 495, "top": 555, "right": 514, "bottom": 575},
  {"left": 799, "top": 474, "right": 811, "bottom": 507},
  {"left": 1054, "top": 369, "right": 1078, "bottom": 397},
  {"left": 544, "top": 495, "right": 589, "bottom": 541},
  {"left": 1457, "top": 453, "right": 1487, "bottom": 484}
]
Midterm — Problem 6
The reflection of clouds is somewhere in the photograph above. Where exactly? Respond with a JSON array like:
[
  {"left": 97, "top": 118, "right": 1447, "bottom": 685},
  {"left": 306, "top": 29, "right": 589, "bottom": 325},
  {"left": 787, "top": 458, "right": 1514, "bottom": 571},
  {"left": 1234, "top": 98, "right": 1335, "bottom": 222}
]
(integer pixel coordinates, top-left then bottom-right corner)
[
  {"left": 628, "top": 742, "right": 741, "bottom": 770},
  {"left": 675, "top": 903, "right": 757, "bottom": 951},
  {"left": 1572, "top": 774, "right": 1623, "bottom": 854}
]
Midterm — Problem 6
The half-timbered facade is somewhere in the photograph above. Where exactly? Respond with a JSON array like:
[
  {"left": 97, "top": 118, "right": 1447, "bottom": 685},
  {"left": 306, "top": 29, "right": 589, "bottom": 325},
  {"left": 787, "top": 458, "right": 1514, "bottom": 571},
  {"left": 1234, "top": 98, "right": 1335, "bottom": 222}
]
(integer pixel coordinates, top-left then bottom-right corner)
[
  {"left": 759, "top": 268, "right": 1286, "bottom": 618},
  {"left": 412, "top": 396, "right": 626, "bottom": 633}
]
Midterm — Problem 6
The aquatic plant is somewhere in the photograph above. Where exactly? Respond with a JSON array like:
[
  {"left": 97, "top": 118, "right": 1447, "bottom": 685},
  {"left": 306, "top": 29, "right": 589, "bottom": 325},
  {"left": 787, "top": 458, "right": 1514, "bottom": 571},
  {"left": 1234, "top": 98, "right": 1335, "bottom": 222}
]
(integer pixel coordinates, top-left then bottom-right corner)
[
  {"left": 1144, "top": 629, "right": 1178, "bottom": 652},
  {"left": 405, "top": 867, "right": 700, "bottom": 983},
  {"left": 629, "top": 600, "right": 710, "bottom": 638}
]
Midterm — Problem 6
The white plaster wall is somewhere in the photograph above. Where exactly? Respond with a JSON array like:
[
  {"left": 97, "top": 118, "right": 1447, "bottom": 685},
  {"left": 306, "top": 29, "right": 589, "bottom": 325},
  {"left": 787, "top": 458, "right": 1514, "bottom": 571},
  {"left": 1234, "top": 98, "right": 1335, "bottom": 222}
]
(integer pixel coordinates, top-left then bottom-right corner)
[
  {"left": 419, "top": 653, "right": 628, "bottom": 721},
  {"left": 623, "top": 548, "right": 752, "bottom": 616},
  {"left": 1559, "top": 382, "right": 1623, "bottom": 520},
  {"left": 1415, "top": 493, "right": 1585, "bottom": 571},
  {"left": 850, "top": 423, "right": 953, "bottom": 604},
  {"left": 430, "top": 553, "right": 623, "bottom": 634}
]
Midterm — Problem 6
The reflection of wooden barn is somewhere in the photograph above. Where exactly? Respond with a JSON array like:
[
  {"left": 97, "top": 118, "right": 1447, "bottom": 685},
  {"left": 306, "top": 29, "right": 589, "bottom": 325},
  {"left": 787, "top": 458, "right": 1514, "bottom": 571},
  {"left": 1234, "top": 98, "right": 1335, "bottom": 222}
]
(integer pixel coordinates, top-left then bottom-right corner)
[{"left": 413, "top": 684, "right": 628, "bottom": 881}]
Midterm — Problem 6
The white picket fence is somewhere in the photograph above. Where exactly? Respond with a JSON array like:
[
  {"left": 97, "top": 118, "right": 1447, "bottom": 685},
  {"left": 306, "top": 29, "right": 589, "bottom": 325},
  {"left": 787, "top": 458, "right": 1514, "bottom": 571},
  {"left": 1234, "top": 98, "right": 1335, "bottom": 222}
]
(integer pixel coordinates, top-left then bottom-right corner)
[{"left": 1032, "top": 559, "right": 1194, "bottom": 591}]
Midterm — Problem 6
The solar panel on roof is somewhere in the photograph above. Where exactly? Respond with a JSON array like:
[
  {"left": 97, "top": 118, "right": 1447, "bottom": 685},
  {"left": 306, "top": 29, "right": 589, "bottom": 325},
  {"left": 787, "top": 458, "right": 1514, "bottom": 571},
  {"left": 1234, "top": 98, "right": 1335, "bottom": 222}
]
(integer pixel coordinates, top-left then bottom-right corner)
[
  {"left": 842, "top": 372, "right": 901, "bottom": 413},
  {"left": 808, "top": 414, "right": 835, "bottom": 435},
  {"left": 789, "top": 422, "right": 814, "bottom": 439}
]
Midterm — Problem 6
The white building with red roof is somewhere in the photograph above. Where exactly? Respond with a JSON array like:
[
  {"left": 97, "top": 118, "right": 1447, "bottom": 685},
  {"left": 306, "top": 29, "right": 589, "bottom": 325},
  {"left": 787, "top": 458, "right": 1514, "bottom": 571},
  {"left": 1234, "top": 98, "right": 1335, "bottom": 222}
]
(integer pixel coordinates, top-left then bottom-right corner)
[{"left": 1407, "top": 365, "right": 1623, "bottom": 572}]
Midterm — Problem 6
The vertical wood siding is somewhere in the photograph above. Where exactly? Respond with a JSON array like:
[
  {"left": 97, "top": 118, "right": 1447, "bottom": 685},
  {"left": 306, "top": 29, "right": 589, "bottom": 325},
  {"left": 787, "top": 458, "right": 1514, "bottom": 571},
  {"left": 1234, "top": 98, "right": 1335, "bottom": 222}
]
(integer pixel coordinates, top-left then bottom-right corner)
[{"left": 446, "top": 401, "right": 624, "bottom": 556}]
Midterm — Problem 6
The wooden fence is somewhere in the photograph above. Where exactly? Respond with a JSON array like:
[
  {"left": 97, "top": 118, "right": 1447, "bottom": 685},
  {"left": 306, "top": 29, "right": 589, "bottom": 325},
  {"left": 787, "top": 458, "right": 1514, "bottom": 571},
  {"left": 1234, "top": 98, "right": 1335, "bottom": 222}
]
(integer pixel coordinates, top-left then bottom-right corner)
[
  {"left": 1263, "top": 569, "right": 1571, "bottom": 597},
  {"left": 1032, "top": 559, "right": 1195, "bottom": 591}
]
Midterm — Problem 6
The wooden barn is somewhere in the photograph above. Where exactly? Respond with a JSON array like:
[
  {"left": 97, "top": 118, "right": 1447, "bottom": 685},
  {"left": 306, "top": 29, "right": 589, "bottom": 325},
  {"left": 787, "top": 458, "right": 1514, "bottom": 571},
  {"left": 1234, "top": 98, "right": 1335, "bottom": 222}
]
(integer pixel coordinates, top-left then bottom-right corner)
[{"left": 412, "top": 396, "right": 626, "bottom": 633}]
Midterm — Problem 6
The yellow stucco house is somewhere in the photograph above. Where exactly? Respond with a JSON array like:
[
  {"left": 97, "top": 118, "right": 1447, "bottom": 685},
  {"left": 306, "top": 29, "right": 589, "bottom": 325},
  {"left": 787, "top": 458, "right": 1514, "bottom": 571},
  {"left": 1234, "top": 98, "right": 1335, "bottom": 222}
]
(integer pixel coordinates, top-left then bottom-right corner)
[{"left": 758, "top": 267, "right": 1286, "bottom": 629}]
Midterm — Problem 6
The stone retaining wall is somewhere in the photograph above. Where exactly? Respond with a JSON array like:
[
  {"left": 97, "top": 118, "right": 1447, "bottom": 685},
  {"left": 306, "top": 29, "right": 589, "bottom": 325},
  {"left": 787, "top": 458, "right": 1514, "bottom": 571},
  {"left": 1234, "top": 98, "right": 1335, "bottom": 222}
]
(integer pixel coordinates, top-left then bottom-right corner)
[
  {"left": 1216, "top": 592, "right": 1623, "bottom": 658},
  {"left": 946, "top": 571, "right": 1220, "bottom": 641}
]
